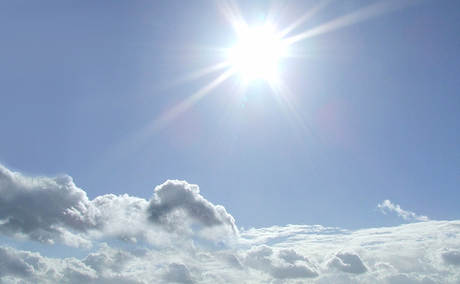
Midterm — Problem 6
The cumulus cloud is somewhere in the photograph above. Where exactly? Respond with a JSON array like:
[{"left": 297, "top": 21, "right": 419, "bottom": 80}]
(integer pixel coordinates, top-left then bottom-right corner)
[
  {"left": 378, "top": 199, "right": 430, "bottom": 222},
  {"left": 1, "top": 164, "right": 460, "bottom": 283},
  {"left": 0, "top": 245, "right": 147, "bottom": 283},
  {"left": 441, "top": 248, "right": 460, "bottom": 266},
  {"left": 0, "top": 246, "right": 35, "bottom": 279},
  {"left": 0, "top": 165, "right": 95, "bottom": 247},
  {"left": 164, "top": 262, "right": 194, "bottom": 284},
  {"left": 244, "top": 245, "right": 319, "bottom": 279},
  {"left": 240, "top": 221, "right": 460, "bottom": 283},
  {"left": 325, "top": 251, "right": 367, "bottom": 274},
  {"left": 0, "top": 165, "right": 237, "bottom": 249},
  {"left": 147, "top": 180, "right": 238, "bottom": 238},
  {"left": 1, "top": 220, "right": 460, "bottom": 283}
]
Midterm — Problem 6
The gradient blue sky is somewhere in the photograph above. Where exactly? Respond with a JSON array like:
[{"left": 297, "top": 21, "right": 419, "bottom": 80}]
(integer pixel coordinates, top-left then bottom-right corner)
[
  {"left": 2, "top": 1, "right": 460, "bottom": 283},
  {"left": 1, "top": 0, "right": 459, "bottom": 231}
]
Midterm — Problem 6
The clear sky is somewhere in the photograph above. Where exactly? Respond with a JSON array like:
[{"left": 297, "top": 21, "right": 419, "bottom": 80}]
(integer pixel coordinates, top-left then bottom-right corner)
[{"left": 1, "top": 0, "right": 460, "bottom": 283}]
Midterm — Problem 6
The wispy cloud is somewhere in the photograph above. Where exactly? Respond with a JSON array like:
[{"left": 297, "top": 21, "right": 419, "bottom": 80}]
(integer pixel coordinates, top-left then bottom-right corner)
[
  {"left": 377, "top": 199, "right": 429, "bottom": 222},
  {"left": 0, "top": 164, "right": 459, "bottom": 283}
]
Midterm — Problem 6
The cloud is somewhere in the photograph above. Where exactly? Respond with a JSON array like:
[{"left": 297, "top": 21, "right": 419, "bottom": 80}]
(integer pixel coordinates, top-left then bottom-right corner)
[
  {"left": 1, "top": 220, "right": 460, "bottom": 283},
  {"left": 1, "top": 164, "right": 460, "bottom": 283},
  {"left": 441, "top": 248, "right": 460, "bottom": 266},
  {"left": 0, "top": 165, "right": 95, "bottom": 247},
  {"left": 244, "top": 245, "right": 319, "bottom": 279},
  {"left": 147, "top": 180, "right": 238, "bottom": 239},
  {"left": 325, "top": 251, "right": 367, "bottom": 274},
  {"left": 0, "top": 165, "right": 237, "bottom": 249},
  {"left": 0, "top": 245, "right": 145, "bottom": 283},
  {"left": 377, "top": 199, "right": 430, "bottom": 222},
  {"left": 0, "top": 246, "right": 35, "bottom": 279},
  {"left": 163, "top": 262, "right": 194, "bottom": 284},
  {"left": 239, "top": 221, "right": 460, "bottom": 283},
  {"left": 82, "top": 243, "right": 135, "bottom": 277}
]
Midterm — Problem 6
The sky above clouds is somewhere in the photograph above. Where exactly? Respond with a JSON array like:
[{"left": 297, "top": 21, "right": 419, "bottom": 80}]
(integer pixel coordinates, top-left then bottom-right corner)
[{"left": 1, "top": 0, "right": 460, "bottom": 283}]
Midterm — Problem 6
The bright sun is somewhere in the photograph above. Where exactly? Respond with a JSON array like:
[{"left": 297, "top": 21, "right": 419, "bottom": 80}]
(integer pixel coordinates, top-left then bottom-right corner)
[{"left": 229, "top": 26, "right": 285, "bottom": 82}]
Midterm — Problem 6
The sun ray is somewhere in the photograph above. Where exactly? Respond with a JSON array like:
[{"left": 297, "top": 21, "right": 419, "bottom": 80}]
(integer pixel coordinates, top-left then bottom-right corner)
[
  {"left": 277, "top": 0, "right": 330, "bottom": 39},
  {"left": 214, "top": 0, "right": 248, "bottom": 33},
  {"left": 155, "top": 67, "right": 236, "bottom": 131},
  {"left": 264, "top": 0, "right": 288, "bottom": 27},
  {"left": 106, "top": 67, "right": 237, "bottom": 160},
  {"left": 216, "top": 76, "right": 249, "bottom": 133},
  {"left": 105, "top": 0, "right": 429, "bottom": 164},
  {"left": 282, "top": 0, "right": 425, "bottom": 46},
  {"left": 268, "top": 76, "right": 315, "bottom": 140},
  {"left": 159, "top": 60, "right": 233, "bottom": 91}
]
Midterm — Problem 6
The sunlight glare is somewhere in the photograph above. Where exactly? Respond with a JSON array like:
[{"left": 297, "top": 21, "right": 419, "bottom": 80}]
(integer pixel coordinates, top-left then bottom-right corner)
[
  {"left": 229, "top": 26, "right": 285, "bottom": 82},
  {"left": 110, "top": 0, "right": 427, "bottom": 159}
]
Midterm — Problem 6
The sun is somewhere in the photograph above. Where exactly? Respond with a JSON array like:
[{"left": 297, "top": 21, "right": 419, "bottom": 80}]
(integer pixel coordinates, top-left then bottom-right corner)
[
  {"left": 229, "top": 26, "right": 285, "bottom": 82},
  {"left": 115, "top": 1, "right": 419, "bottom": 155}
]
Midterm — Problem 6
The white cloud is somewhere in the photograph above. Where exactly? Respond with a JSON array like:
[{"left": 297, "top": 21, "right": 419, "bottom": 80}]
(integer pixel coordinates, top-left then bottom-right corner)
[
  {"left": 0, "top": 165, "right": 95, "bottom": 247},
  {"left": 147, "top": 180, "right": 238, "bottom": 240},
  {"left": 244, "top": 245, "right": 319, "bottom": 279},
  {"left": 325, "top": 251, "right": 367, "bottom": 274},
  {"left": 377, "top": 199, "right": 430, "bottom": 222},
  {"left": 0, "top": 220, "right": 460, "bottom": 283},
  {"left": 0, "top": 165, "right": 238, "bottom": 249},
  {"left": 163, "top": 262, "right": 194, "bottom": 284},
  {"left": 1, "top": 164, "right": 460, "bottom": 283},
  {"left": 0, "top": 246, "right": 35, "bottom": 279}
]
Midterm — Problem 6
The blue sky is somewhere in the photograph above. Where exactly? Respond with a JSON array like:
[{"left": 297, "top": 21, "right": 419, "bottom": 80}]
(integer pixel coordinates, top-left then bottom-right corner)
[{"left": 1, "top": 0, "right": 460, "bottom": 283}]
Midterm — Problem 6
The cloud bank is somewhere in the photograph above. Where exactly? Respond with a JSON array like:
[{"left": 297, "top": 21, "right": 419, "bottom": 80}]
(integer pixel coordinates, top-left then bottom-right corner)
[{"left": 1, "top": 164, "right": 460, "bottom": 283}]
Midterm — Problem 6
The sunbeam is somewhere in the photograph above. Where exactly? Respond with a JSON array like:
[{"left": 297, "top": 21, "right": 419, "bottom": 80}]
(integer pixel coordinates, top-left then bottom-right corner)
[
  {"left": 282, "top": 0, "right": 426, "bottom": 46},
  {"left": 277, "top": 1, "right": 330, "bottom": 39},
  {"left": 3, "top": 1, "right": 459, "bottom": 282},
  {"left": 106, "top": 0, "right": 428, "bottom": 163},
  {"left": 159, "top": 60, "right": 233, "bottom": 91},
  {"left": 214, "top": 0, "right": 247, "bottom": 33},
  {"left": 106, "top": 67, "right": 236, "bottom": 160},
  {"left": 154, "top": 67, "right": 236, "bottom": 131},
  {"left": 268, "top": 76, "right": 316, "bottom": 142}
]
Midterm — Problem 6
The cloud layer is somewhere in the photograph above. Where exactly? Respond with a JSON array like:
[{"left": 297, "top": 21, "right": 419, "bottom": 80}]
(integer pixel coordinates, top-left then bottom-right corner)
[{"left": 1, "top": 164, "right": 460, "bottom": 283}]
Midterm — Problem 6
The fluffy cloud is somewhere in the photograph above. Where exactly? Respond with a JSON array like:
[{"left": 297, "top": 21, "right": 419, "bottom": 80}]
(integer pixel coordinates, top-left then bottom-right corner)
[
  {"left": 441, "top": 248, "right": 460, "bottom": 266},
  {"left": 1, "top": 164, "right": 460, "bottom": 283},
  {"left": 325, "top": 251, "right": 367, "bottom": 274},
  {"left": 0, "top": 246, "right": 35, "bottom": 279},
  {"left": 0, "top": 165, "right": 95, "bottom": 247},
  {"left": 163, "top": 262, "right": 194, "bottom": 284},
  {"left": 377, "top": 199, "right": 429, "bottom": 222},
  {"left": 147, "top": 180, "right": 238, "bottom": 239},
  {"left": 244, "top": 245, "right": 319, "bottom": 279},
  {"left": 0, "top": 165, "right": 237, "bottom": 248}
]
